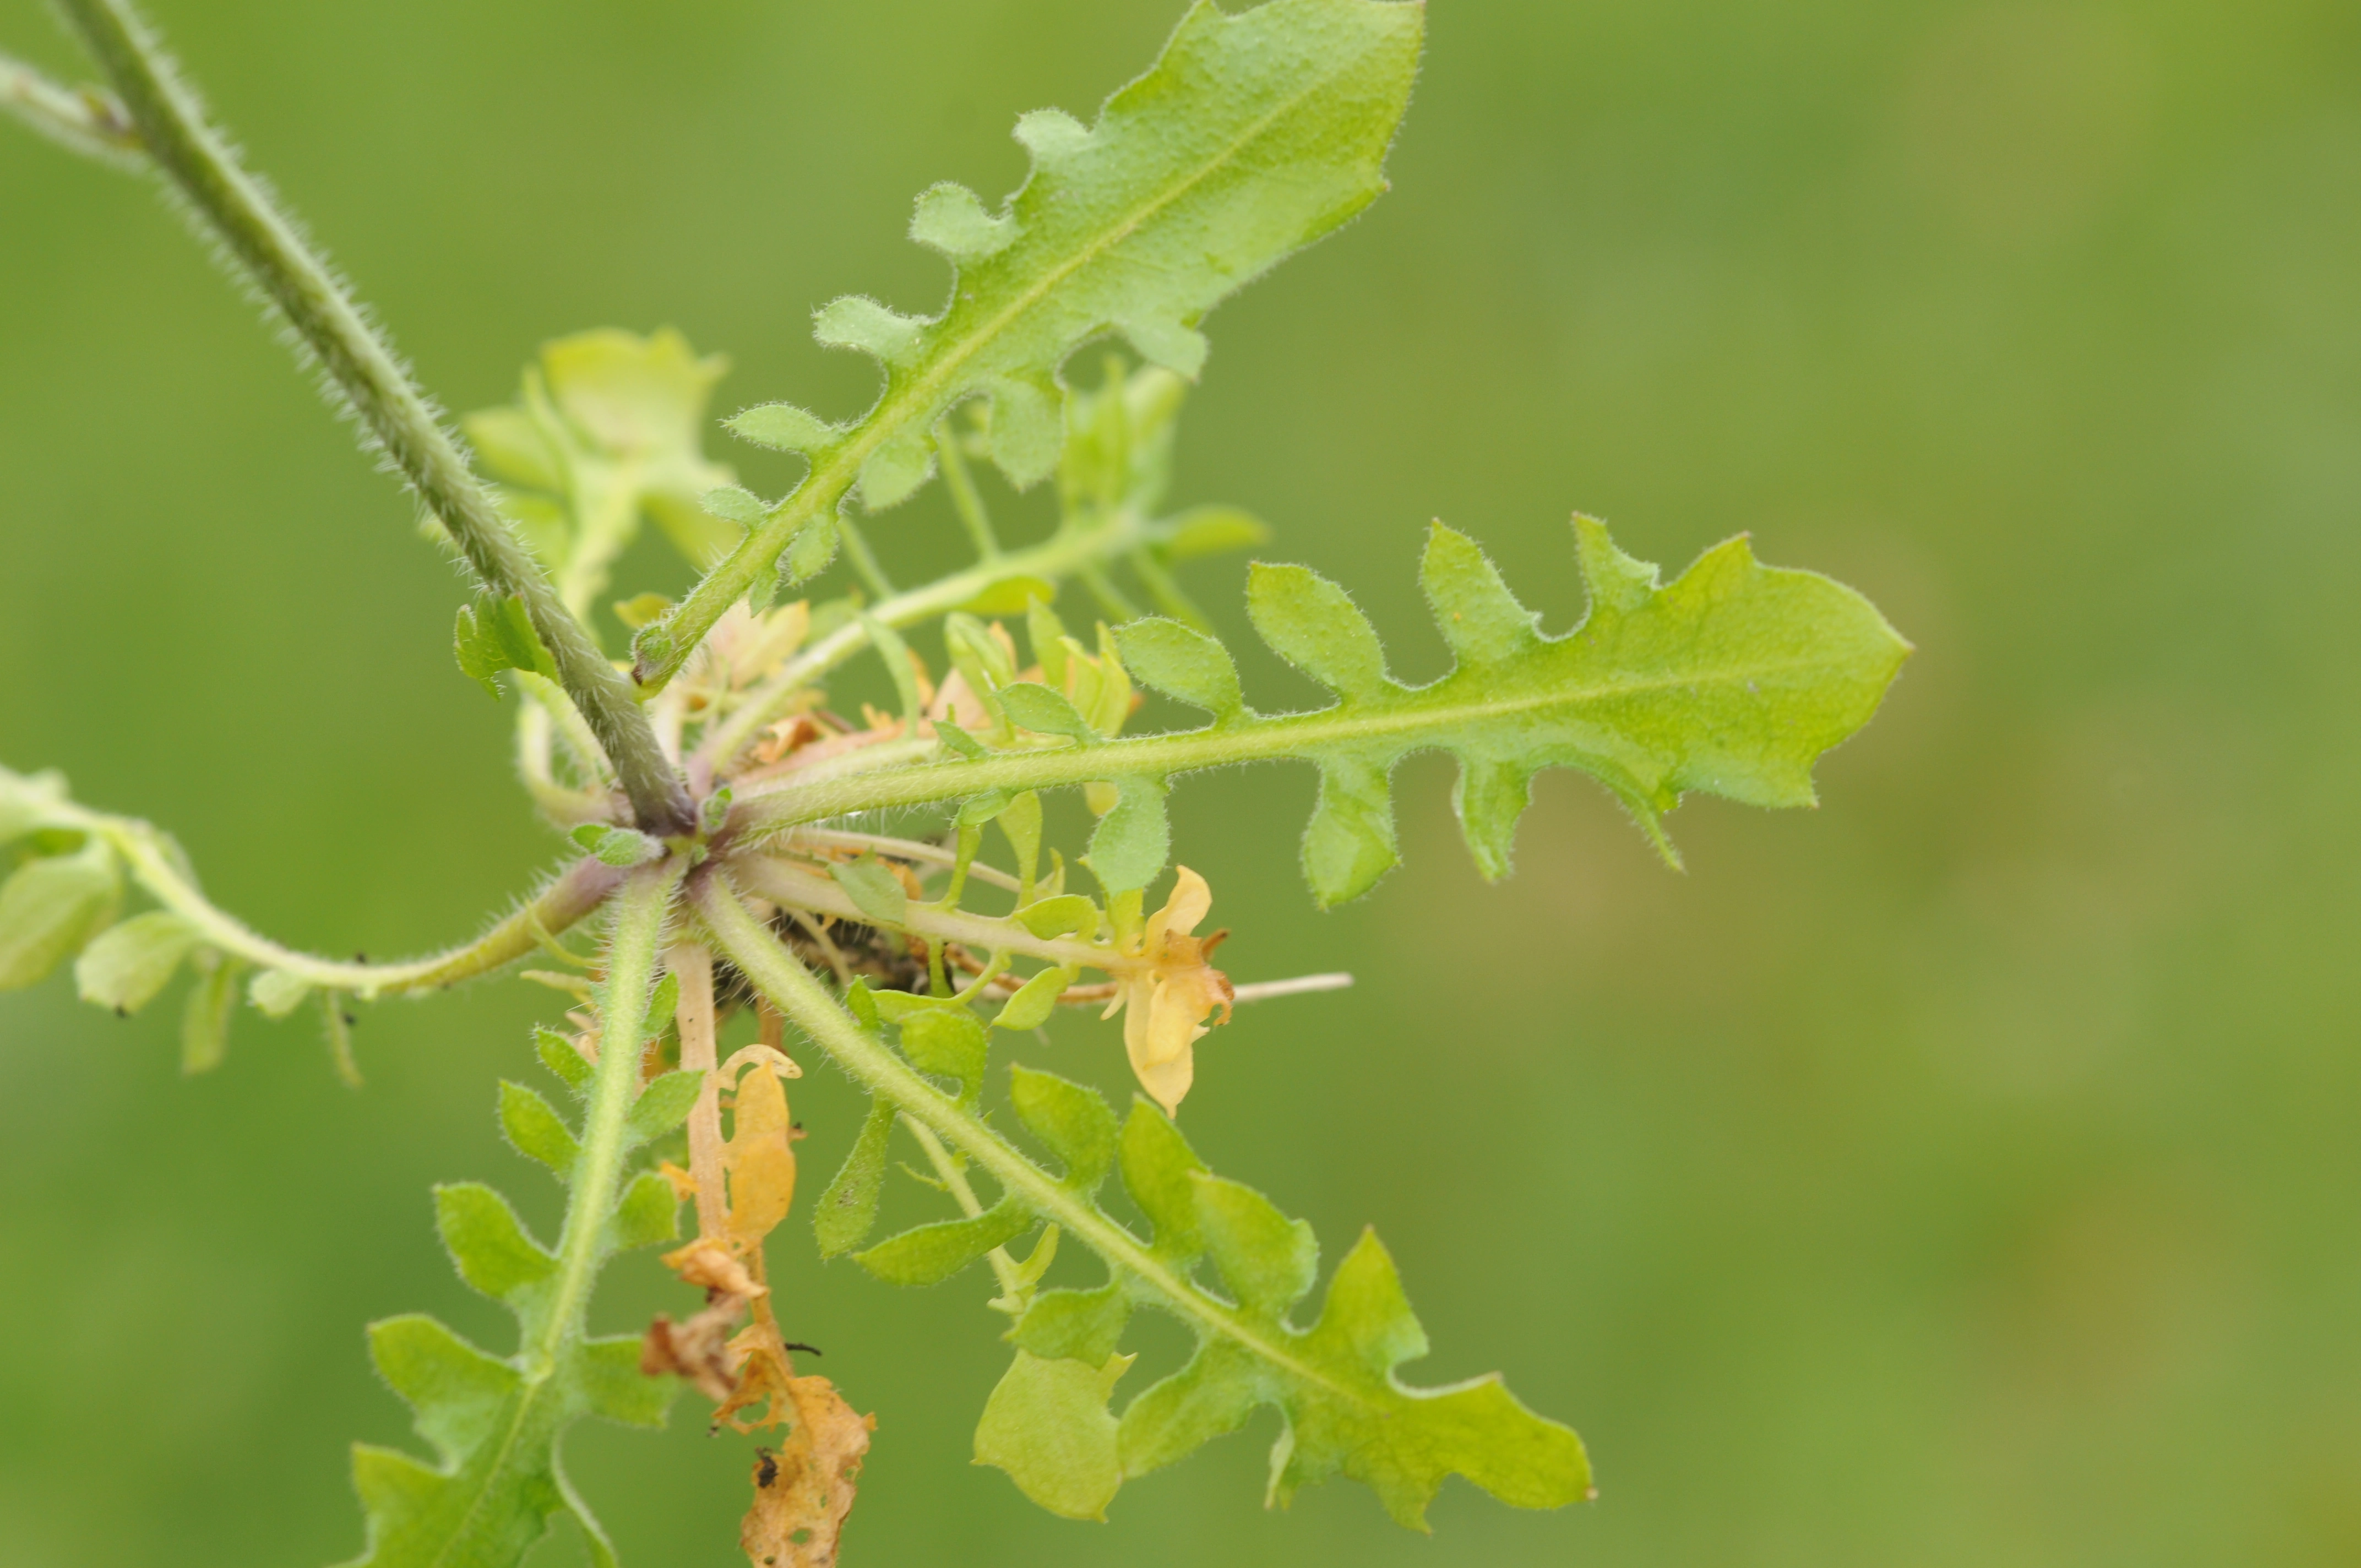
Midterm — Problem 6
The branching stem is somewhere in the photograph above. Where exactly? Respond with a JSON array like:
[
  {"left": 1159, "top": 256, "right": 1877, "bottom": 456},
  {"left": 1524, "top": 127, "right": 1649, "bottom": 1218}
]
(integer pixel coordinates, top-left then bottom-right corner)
[{"left": 49, "top": 0, "right": 694, "bottom": 836}]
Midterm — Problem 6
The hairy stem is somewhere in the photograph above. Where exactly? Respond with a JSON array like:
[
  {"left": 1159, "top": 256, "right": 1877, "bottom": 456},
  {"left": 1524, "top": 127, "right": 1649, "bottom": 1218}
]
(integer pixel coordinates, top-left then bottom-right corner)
[
  {"left": 736, "top": 856, "right": 1120, "bottom": 974},
  {"left": 72, "top": 805, "right": 621, "bottom": 998},
  {"left": 50, "top": 0, "right": 694, "bottom": 836},
  {"left": 539, "top": 859, "right": 679, "bottom": 1367},
  {"left": 906, "top": 1118, "right": 1026, "bottom": 1299},
  {"left": 1, "top": 48, "right": 137, "bottom": 160},
  {"left": 695, "top": 875, "right": 1356, "bottom": 1402}
]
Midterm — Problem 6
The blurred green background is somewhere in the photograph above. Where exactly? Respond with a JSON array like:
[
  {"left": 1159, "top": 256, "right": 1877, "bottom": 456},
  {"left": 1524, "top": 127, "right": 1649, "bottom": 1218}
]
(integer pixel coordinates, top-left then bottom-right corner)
[{"left": 5, "top": 0, "right": 2359, "bottom": 1562}]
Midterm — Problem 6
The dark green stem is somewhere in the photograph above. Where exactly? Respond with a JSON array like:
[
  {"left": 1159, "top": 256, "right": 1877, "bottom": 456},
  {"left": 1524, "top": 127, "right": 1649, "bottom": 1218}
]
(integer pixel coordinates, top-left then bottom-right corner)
[{"left": 51, "top": 0, "right": 694, "bottom": 835}]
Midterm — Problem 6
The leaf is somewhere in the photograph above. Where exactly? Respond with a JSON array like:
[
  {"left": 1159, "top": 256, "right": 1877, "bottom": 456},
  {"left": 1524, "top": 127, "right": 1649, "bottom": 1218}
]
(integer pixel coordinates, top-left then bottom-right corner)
[
  {"left": 974, "top": 1351, "right": 1135, "bottom": 1521},
  {"left": 181, "top": 952, "right": 240, "bottom": 1075},
  {"left": 1013, "top": 894, "right": 1098, "bottom": 940},
  {"left": 342, "top": 878, "right": 685, "bottom": 1568},
  {"left": 0, "top": 843, "right": 119, "bottom": 992},
  {"left": 346, "top": 1158, "right": 686, "bottom": 1566},
  {"left": 1062, "top": 1102, "right": 1589, "bottom": 1528},
  {"left": 1247, "top": 561, "right": 1392, "bottom": 701},
  {"left": 638, "top": 0, "right": 1426, "bottom": 685},
  {"left": 0, "top": 766, "right": 74, "bottom": 846},
  {"left": 436, "top": 1182, "right": 556, "bottom": 1302},
  {"left": 855, "top": 1198, "right": 1033, "bottom": 1286},
  {"left": 1008, "top": 1066, "right": 1116, "bottom": 1189},
  {"left": 1086, "top": 777, "right": 1170, "bottom": 894},
  {"left": 830, "top": 854, "right": 908, "bottom": 927},
  {"left": 814, "top": 1098, "right": 897, "bottom": 1258},
  {"left": 1161, "top": 504, "right": 1269, "bottom": 560},
  {"left": 454, "top": 594, "right": 559, "bottom": 699},
  {"left": 535, "top": 1026, "right": 594, "bottom": 1097},
  {"left": 957, "top": 575, "right": 1059, "bottom": 617},
  {"left": 897, "top": 1005, "right": 988, "bottom": 1092},
  {"left": 248, "top": 967, "right": 313, "bottom": 1020},
  {"left": 737, "top": 1376, "right": 874, "bottom": 1568},
  {"left": 468, "top": 328, "right": 741, "bottom": 591},
  {"left": 624, "top": 1070, "right": 703, "bottom": 1148},
  {"left": 723, "top": 1058, "right": 800, "bottom": 1249},
  {"left": 999, "top": 681, "right": 1098, "bottom": 743},
  {"left": 74, "top": 910, "right": 197, "bottom": 1014},
  {"left": 742, "top": 520, "right": 1910, "bottom": 905},
  {"left": 992, "top": 966, "right": 1074, "bottom": 1031},
  {"left": 1114, "top": 618, "right": 1245, "bottom": 721},
  {"left": 700, "top": 484, "right": 766, "bottom": 526},
  {"left": 1010, "top": 1283, "right": 1132, "bottom": 1364},
  {"left": 603, "top": 1170, "right": 681, "bottom": 1255},
  {"left": 699, "top": 785, "right": 734, "bottom": 837},
  {"left": 499, "top": 1082, "right": 581, "bottom": 1178},
  {"left": 569, "top": 823, "right": 663, "bottom": 868}
]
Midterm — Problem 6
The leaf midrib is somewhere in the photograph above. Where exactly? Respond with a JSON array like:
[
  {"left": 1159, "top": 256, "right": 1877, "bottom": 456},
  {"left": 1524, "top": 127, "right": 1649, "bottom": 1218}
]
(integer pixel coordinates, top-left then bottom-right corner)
[{"left": 736, "top": 645, "right": 1883, "bottom": 831}]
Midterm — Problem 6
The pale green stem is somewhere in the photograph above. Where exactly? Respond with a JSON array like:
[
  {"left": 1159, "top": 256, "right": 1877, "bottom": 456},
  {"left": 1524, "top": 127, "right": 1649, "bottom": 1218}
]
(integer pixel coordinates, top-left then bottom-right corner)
[
  {"left": 553, "top": 459, "right": 646, "bottom": 622},
  {"left": 905, "top": 1119, "right": 1026, "bottom": 1298},
  {"left": 778, "top": 828, "right": 1024, "bottom": 895},
  {"left": 50, "top": 0, "right": 694, "bottom": 836},
  {"left": 68, "top": 803, "right": 621, "bottom": 998},
  {"left": 1077, "top": 561, "right": 1143, "bottom": 623},
  {"left": 1126, "top": 545, "right": 1212, "bottom": 633},
  {"left": 695, "top": 510, "right": 1164, "bottom": 772},
  {"left": 515, "top": 700, "right": 612, "bottom": 826},
  {"left": 835, "top": 516, "right": 896, "bottom": 598},
  {"left": 695, "top": 875, "right": 1357, "bottom": 1402},
  {"left": 0, "top": 48, "right": 137, "bottom": 160},
  {"left": 736, "top": 855, "right": 1123, "bottom": 976},
  {"left": 935, "top": 426, "right": 1000, "bottom": 559},
  {"left": 536, "top": 860, "right": 681, "bottom": 1369},
  {"left": 518, "top": 672, "right": 614, "bottom": 785},
  {"left": 728, "top": 650, "right": 1816, "bottom": 840}
]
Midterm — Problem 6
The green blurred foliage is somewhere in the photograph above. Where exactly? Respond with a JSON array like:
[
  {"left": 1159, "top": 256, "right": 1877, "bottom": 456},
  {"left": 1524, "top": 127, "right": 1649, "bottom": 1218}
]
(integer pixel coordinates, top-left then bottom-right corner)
[{"left": 4, "top": 0, "right": 2359, "bottom": 1563}]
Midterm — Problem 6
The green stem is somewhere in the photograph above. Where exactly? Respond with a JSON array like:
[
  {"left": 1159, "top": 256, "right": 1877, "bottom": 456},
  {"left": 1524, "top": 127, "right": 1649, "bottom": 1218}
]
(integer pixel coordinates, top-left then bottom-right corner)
[
  {"left": 51, "top": 0, "right": 694, "bottom": 837},
  {"left": 735, "top": 855, "right": 1122, "bottom": 976},
  {"left": 906, "top": 1119, "right": 1026, "bottom": 1298},
  {"left": 729, "top": 642, "right": 1845, "bottom": 841},
  {"left": 0, "top": 48, "right": 137, "bottom": 160},
  {"left": 695, "top": 510, "right": 1165, "bottom": 772},
  {"left": 836, "top": 516, "right": 897, "bottom": 598},
  {"left": 76, "top": 806, "right": 621, "bottom": 998},
  {"left": 695, "top": 874, "right": 1352, "bottom": 1400},
  {"left": 539, "top": 859, "right": 680, "bottom": 1365},
  {"left": 936, "top": 425, "right": 1001, "bottom": 559}
]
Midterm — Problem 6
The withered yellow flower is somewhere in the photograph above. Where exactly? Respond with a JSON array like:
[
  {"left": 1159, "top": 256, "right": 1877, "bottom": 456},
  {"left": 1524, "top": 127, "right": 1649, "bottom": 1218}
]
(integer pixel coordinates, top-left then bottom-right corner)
[{"left": 1105, "top": 866, "right": 1233, "bottom": 1114}]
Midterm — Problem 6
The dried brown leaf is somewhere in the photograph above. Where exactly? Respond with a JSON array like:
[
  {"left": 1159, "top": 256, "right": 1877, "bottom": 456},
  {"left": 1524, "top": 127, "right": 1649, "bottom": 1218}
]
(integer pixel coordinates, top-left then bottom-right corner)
[{"left": 739, "top": 1375, "right": 874, "bottom": 1568}]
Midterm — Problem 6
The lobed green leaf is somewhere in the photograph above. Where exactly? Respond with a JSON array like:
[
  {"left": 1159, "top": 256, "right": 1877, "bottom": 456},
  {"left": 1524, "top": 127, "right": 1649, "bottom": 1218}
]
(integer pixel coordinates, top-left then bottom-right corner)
[
  {"left": 815, "top": 1098, "right": 899, "bottom": 1257},
  {"left": 856, "top": 1197, "right": 1034, "bottom": 1286},
  {"left": 739, "top": 519, "right": 1911, "bottom": 907},
  {"left": 637, "top": 0, "right": 1426, "bottom": 685}
]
